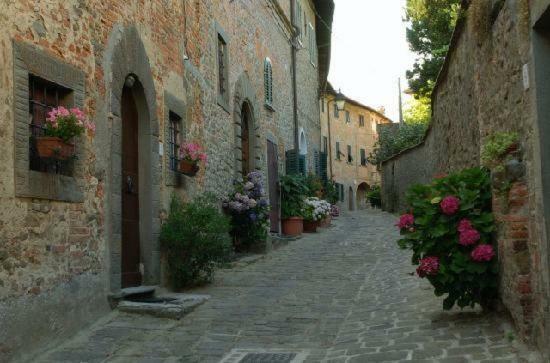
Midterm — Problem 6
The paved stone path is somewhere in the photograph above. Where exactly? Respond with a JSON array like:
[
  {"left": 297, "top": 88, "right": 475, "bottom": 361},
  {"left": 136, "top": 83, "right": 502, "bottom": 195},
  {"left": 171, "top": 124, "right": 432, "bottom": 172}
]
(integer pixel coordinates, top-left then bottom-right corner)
[{"left": 37, "top": 210, "right": 538, "bottom": 363}]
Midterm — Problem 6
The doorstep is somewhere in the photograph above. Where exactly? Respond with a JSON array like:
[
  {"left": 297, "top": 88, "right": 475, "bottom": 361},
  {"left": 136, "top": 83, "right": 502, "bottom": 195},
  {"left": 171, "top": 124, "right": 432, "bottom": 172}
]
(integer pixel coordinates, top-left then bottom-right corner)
[{"left": 117, "top": 292, "right": 210, "bottom": 320}]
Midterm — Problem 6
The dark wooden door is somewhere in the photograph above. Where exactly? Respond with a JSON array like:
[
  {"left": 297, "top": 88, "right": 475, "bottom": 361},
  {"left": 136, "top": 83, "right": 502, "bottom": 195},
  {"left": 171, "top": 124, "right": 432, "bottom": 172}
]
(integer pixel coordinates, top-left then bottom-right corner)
[
  {"left": 121, "top": 87, "right": 141, "bottom": 288},
  {"left": 267, "top": 140, "right": 280, "bottom": 233}
]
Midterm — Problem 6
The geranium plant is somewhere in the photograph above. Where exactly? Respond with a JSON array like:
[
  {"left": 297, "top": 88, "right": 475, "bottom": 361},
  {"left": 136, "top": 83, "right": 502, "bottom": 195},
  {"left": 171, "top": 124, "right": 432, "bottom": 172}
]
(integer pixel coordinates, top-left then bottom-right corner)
[
  {"left": 45, "top": 106, "right": 95, "bottom": 142},
  {"left": 178, "top": 142, "right": 207, "bottom": 164},
  {"left": 223, "top": 171, "right": 270, "bottom": 249},
  {"left": 397, "top": 167, "right": 498, "bottom": 310}
]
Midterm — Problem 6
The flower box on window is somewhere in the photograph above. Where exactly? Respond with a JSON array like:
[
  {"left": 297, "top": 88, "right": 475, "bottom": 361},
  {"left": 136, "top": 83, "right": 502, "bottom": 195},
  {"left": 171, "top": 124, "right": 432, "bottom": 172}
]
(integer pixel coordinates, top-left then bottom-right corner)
[
  {"left": 178, "top": 142, "right": 207, "bottom": 177},
  {"left": 36, "top": 106, "right": 94, "bottom": 161}
]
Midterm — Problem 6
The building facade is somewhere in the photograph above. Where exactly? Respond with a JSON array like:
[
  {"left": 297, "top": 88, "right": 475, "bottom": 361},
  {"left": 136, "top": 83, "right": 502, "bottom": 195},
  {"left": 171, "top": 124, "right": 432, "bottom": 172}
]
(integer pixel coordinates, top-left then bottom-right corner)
[
  {"left": 0, "top": 0, "right": 334, "bottom": 360},
  {"left": 381, "top": 0, "right": 550, "bottom": 357},
  {"left": 320, "top": 86, "right": 391, "bottom": 211}
]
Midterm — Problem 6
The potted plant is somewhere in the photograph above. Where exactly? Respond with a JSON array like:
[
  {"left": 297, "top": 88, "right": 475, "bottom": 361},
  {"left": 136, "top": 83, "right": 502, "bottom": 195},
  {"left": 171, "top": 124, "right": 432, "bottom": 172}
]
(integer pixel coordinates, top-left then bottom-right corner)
[
  {"left": 223, "top": 171, "right": 270, "bottom": 251},
  {"left": 302, "top": 197, "right": 331, "bottom": 232},
  {"left": 36, "top": 106, "right": 94, "bottom": 160},
  {"left": 280, "top": 174, "right": 307, "bottom": 236},
  {"left": 178, "top": 142, "right": 207, "bottom": 177}
]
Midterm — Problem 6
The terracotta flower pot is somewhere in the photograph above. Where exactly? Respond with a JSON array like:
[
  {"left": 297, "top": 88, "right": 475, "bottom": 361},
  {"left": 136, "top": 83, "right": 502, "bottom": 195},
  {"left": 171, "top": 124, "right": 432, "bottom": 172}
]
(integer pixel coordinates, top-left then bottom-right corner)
[
  {"left": 303, "top": 220, "right": 319, "bottom": 233},
  {"left": 36, "top": 137, "right": 75, "bottom": 160},
  {"left": 282, "top": 217, "right": 303, "bottom": 237},
  {"left": 179, "top": 160, "right": 200, "bottom": 176},
  {"left": 320, "top": 215, "right": 331, "bottom": 228}
]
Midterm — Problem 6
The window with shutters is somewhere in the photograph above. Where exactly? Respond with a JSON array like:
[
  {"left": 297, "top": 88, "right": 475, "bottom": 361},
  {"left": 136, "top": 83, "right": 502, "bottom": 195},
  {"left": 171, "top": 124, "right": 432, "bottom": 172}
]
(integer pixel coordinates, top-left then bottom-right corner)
[
  {"left": 359, "top": 115, "right": 365, "bottom": 127},
  {"left": 308, "top": 22, "right": 316, "bottom": 66},
  {"left": 294, "top": 1, "right": 303, "bottom": 43},
  {"left": 347, "top": 145, "right": 353, "bottom": 163},
  {"left": 345, "top": 110, "right": 350, "bottom": 123},
  {"left": 28, "top": 75, "right": 74, "bottom": 175},
  {"left": 360, "top": 148, "right": 367, "bottom": 166},
  {"left": 336, "top": 141, "right": 341, "bottom": 160},
  {"left": 264, "top": 58, "right": 273, "bottom": 108},
  {"left": 216, "top": 30, "right": 229, "bottom": 110}
]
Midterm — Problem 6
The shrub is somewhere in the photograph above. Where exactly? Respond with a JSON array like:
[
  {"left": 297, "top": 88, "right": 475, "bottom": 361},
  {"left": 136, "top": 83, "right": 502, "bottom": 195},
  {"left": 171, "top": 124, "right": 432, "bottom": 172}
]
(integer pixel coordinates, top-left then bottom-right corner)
[
  {"left": 223, "top": 171, "right": 270, "bottom": 250},
  {"left": 368, "top": 123, "right": 427, "bottom": 165},
  {"left": 304, "top": 173, "right": 323, "bottom": 198},
  {"left": 280, "top": 174, "right": 308, "bottom": 219},
  {"left": 481, "top": 131, "right": 519, "bottom": 171},
  {"left": 367, "top": 185, "right": 382, "bottom": 208},
  {"left": 160, "top": 194, "right": 232, "bottom": 288},
  {"left": 397, "top": 168, "right": 498, "bottom": 310},
  {"left": 323, "top": 180, "right": 339, "bottom": 205}
]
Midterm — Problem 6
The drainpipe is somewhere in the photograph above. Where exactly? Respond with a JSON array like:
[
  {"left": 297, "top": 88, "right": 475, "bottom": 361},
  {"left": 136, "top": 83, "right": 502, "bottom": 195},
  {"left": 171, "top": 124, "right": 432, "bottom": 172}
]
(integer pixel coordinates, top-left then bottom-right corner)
[{"left": 291, "top": 0, "right": 299, "bottom": 152}]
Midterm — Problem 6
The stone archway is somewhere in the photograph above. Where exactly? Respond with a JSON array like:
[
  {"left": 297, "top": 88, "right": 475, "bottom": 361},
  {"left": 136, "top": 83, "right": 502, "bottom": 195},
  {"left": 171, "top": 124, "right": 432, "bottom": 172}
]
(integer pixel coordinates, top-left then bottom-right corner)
[
  {"left": 104, "top": 25, "right": 161, "bottom": 292},
  {"left": 233, "top": 73, "right": 261, "bottom": 178},
  {"left": 356, "top": 182, "right": 370, "bottom": 210}
]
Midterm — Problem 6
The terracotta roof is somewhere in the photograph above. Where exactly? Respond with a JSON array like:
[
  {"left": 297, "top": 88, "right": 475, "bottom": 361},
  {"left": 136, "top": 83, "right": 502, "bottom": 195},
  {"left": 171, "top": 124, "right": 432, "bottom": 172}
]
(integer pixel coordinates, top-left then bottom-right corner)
[{"left": 325, "top": 82, "right": 394, "bottom": 123}]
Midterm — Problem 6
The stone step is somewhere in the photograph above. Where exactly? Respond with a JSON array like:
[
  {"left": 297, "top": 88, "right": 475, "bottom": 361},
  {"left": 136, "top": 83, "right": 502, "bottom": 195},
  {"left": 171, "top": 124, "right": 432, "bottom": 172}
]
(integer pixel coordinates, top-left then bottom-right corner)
[{"left": 117, "top": 293, "right": 210, "bottom": 319}]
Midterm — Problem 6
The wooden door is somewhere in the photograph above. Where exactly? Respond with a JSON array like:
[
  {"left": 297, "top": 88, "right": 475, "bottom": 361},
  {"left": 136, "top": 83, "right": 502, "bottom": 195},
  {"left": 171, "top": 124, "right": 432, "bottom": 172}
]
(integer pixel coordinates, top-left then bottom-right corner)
[
  {"left": 121, "top": 87, "right": 141, "bottom": 288},
  {"left": 267, "top": 140, "right": 280, "bottom": 233}
]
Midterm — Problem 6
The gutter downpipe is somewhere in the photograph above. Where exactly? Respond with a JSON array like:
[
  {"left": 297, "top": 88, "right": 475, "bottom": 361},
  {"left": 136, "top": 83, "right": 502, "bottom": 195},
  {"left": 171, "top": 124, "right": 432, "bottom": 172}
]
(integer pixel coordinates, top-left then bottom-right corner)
[{"left": 291, "top": 0, "right": 299, "bottom": 152}]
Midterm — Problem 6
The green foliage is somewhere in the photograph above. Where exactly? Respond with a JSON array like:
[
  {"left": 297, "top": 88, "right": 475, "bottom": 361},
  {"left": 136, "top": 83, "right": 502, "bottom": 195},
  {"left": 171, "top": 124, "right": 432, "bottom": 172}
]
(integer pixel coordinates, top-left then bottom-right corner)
[
  {"left": 304, "top": 173, "right": 323, "bottom": 197},
  {"left": 405, "top": 0, "right": 461, "bottom": 97},
  {"left": 367, "top": 185, "right": 382, "bottom": 208},
  {"left": 397, "top": 168, "right": 498, "bottom": 310},
  {"left": 323, "top": 180, "right": 339, "bottom": 205},
  {"left": 160, "top": 194, "right": 232, "bottom": 288},
  {"left": 280, "top": 174, "right": 308, "bottom": 219},
  {"left": 481, "top": 132, "right": 519, "bottom": 170},
  {"left": 45, "top": 114, "right": 87, "bottom": 142},
  {"left": 368, "top": 123, "right": 427, "bottom": 164},
  {"left": 403, "top": 96, "right": 431, "bottom": 125}
]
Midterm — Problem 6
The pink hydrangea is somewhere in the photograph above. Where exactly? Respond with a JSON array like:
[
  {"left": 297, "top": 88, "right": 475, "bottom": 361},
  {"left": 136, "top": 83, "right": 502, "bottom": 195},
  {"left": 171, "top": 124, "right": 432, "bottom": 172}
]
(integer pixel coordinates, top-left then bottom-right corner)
[
  {"left": 396, "top": 214, "right": 414, "bottom": 229},
  {"left": 179, "top": 142, "right": 207, "bottom": 164},
  {"left": 440, "top": 196, "right": 460, "bottom": 215},
  {"left": 459, "top": 228, "right": 480, "bottom": 246},
  {"left": 457, "top": 219, "right": 473, "bottom": 233},
  {"left": 471, "top": 244, "right": 495, "bottom": 262},
  {"left": 417, "top": 256, "right": 440, "bottom": 277}
]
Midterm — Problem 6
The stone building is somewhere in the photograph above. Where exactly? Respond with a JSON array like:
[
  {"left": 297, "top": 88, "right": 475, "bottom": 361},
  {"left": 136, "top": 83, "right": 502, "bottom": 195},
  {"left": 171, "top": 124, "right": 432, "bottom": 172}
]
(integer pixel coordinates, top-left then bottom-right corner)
[
  {"left": 381, "top": 0, "right": 550, "bottom": 357},
  {"left": 0, "top": 0, "right": 334, "bottom": 360},
  {"left": 320, "top": 85, "right": 392, "bottom": 211}
]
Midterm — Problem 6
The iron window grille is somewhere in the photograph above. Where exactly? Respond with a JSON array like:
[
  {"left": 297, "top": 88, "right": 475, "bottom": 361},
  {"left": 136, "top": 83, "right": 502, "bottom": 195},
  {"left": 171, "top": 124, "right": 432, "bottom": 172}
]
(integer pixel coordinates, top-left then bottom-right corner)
[
  {"left": 28, "top": 74, "right": 73, "bottom": 175},
  {"left": 264, "top": 58, "right": 273, "bottom": 107},
  {"left": 168, "top": 111, "right": 182, "bottom": 172},
  {"left": 217, "top": 34, "right": 228, "bottom": 101}
]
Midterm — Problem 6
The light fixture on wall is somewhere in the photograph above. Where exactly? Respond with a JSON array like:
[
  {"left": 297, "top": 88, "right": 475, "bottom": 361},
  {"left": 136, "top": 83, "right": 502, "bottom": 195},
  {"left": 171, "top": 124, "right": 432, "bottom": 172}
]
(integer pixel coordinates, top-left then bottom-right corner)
[{"left": 335, "top": 89, "right": 346, "bottom": 111}]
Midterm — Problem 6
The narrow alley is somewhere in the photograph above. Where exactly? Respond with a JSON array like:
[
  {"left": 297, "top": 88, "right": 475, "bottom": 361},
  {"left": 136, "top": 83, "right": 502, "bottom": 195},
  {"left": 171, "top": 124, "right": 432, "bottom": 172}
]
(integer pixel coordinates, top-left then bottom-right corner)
[{"left": 36, "top": 211, "right": 535, "bottom": 363}]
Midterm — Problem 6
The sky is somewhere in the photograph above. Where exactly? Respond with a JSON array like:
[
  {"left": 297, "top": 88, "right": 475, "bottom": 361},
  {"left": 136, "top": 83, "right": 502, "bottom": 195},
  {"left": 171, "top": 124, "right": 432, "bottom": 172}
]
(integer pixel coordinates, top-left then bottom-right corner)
[{"left": 327, "top": 0, "right": 417, "bottom": 122}]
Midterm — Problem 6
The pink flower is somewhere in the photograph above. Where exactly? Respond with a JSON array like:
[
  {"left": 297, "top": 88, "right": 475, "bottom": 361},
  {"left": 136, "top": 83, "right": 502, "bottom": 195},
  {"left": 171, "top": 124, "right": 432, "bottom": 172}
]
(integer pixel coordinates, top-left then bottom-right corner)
[
  {"left": 179, "top": 142, "right": 207, "bottom": 164},
  {"left": 417, "top": 256, "right": 439, "bottom": 277},
  {"left": 457, "top": 219, "right": 473, "bottom": 233},
  {"left": 471, "top": 244, "right": 495, "bottom": 262},
  {"left": 459, "top": 228, "right": 480, "bottom": 246},
  {"left": 440, "top": 196, "right": 460, "bottom": 215},
  {"left": 396, "top": 214, "right": 414, "bottom": 229}
]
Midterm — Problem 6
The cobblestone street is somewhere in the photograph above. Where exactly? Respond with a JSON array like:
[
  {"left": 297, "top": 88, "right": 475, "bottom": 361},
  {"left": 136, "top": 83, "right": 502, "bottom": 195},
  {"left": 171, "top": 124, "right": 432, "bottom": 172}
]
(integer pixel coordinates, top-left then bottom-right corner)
[{"left": 37, "top": 210, "right": 537, "bottom": 363}]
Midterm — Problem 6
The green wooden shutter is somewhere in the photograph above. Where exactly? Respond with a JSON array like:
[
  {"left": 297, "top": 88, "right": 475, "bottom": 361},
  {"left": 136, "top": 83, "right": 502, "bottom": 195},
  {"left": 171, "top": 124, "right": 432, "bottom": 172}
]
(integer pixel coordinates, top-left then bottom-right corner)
[
  {"left": 286, "top": 149, "right": 299, "bottom": 175},
  {"left": 314, "top": 150, "right": 320, "bottom": 176},
  {"left": 320, "top": 151, "right": 328, "bottom": 183},
  {"left": 298, "top": 154, "right": 306, "bottom": 175}
]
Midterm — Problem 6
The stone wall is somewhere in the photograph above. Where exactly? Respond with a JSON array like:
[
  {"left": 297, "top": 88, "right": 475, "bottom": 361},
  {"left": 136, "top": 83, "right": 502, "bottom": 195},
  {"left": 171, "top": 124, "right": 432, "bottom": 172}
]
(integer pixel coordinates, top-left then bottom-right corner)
[
  {"left": 380, "top": 0, "right": 550, "bottom": 355},
  {"left": 0, "top": 0, "right": 327, "bottom": 360}
]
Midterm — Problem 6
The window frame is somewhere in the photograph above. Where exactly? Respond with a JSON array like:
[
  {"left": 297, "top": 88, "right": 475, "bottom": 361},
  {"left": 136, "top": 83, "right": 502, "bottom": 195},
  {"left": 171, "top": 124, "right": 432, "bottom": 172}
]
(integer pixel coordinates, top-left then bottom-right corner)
[
  {"left": 308, "top": 22, "right": 316, "bottom": 67},
  {"left": 347, "top": 145, "right": 353, "bottom": 163},
  {"left": 13, "top": 41, "right": 85, "bottom": 202},
  {"left": 359, "top": 115, "right": 365, "bottom": 127},
  {"left": 164, "top": 92, "right": 187, "bottom": 186},
  {"left": 360, "top": 148, "right": 367, "bottom": 166},
  {"left": 345, "top": 110, "right": 350, "bottom": 123},
  {"left": 336, "top": 141, "right": 341, "bottom": 160},
  {"left": 216, "top": 24, "right": 230, "bottom": 112},
  {"left": 334, "top": 103, "right": 339, "bottom": 118}
]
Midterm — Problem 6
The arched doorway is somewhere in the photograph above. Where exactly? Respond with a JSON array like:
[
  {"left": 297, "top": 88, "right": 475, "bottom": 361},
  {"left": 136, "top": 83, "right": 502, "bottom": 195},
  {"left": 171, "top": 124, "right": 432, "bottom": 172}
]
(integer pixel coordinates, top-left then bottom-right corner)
[
  {"left": 120, "top": 75, "right": 155, "bottom": 288},
  {"left": 241, "top": 101, "right": 253, "bottom": 177},
  {"left": 348, "top": 186, "right": 354, "bottom": 211},
  {"left": 356, "top": 182, "right": 370, "bottom": 210}
]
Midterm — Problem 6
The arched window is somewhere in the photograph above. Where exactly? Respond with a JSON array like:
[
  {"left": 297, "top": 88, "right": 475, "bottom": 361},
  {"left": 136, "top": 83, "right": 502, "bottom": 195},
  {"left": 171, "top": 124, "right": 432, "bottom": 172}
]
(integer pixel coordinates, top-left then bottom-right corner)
[{"left": 264, "top": 58, "right": 273, "bottom": 107}]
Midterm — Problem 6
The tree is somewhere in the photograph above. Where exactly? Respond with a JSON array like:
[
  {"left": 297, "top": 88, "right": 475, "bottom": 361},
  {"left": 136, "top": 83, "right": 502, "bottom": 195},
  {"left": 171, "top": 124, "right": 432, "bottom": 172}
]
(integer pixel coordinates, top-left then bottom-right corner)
[
  {"left": 368, "top": 123, "right": 428, "bottom": 165},
  {"left": 403, "top": 96, "right": 431, "bottom": 125},
  {"left": 405, "top": 0, "right": 461, "bottom": 98}
]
